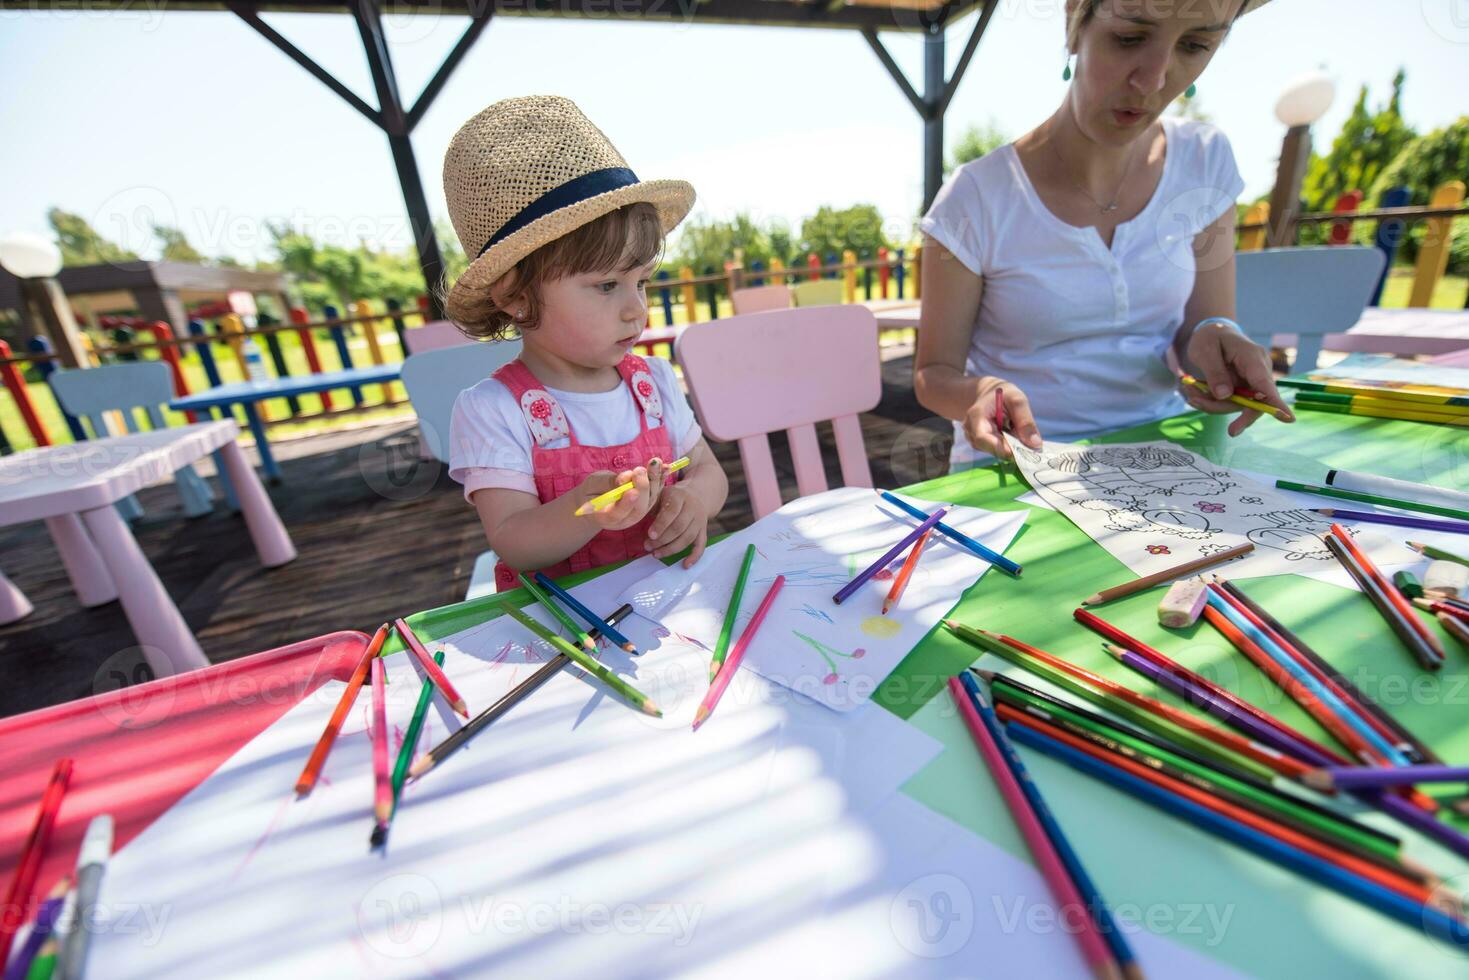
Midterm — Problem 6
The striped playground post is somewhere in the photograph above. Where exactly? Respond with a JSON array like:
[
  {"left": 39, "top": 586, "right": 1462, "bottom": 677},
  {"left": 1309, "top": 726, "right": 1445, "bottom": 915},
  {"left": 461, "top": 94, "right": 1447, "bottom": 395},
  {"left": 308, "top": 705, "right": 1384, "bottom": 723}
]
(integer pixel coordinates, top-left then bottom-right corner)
[
  {"left": 895, "top": 248, "right": 907, "bottom": 298},
  {"left": 384, "top": 297, "right": 410, "bottom": 354},
  {"left": 656, "top": 270, "right": 675, "bottom": 327},
  {"left": 703, "top": 266, "right": 719, "bottom": 320},
  {"left": 1370, "top": 186, "right": 1411, "bottom": 306},
  {"left": 110, "top": 325, "right": 138, "bottom": 362},
  {"left": 680, "top": 266, "right": 697, "bottom": 324},
  {"left": 27, "top": 337, "right": 86, "bottom": 441},
  {"left": 253, "top": 314, "right": 300, "bottom": 416},
  {"left": 823, "top": 253, "right": 836, "bottom": 280},
  {"left": 0, "top": 340, "right": 51, "bottom": 447},
  {"left": 1238, "top": 201, "right": 1269, "bottom": 251},
  {"left": 878, "top": 247, "right": 891, "bottom": 297},
  {"left": 218, "top": 314, "right": 250, "bottom": 380},
  {"left": 750, "top": 260, "right": 764, "bottom": 287},
  {"left": 323, "top": 304, "right": 365, "bottom": 406},
  {"left": 723, "top": 262, "right": 740, "bottom": 307},
  {"left": 806, "top": 253, "right": 820, "bottom": 281},
  {"left": 140, "top": 321, "right": 198, "bottom": 423},
  {"left": 1327, "top": 190, "right": 1364, "bottom": 245},
  {"left": 1409, "top": 180, "right": 1466, "bottom": 308},
  {"left": 913, "top": 243, "right": 923, "bottom": 300},
  {"left": 842, "top": 249, "right": 857, "bottom": 303},
  {"left": 863, "top": 255, "right": 873, "bottom": 300},
  {"left": 769, "top": 256, "right": 786, "bottom": 286},
  {"left": 350, "top": 300, "right": 393, "bottom": 402},
  {"left": 289, "top": 307, "right": 334, "bottom": 411}
]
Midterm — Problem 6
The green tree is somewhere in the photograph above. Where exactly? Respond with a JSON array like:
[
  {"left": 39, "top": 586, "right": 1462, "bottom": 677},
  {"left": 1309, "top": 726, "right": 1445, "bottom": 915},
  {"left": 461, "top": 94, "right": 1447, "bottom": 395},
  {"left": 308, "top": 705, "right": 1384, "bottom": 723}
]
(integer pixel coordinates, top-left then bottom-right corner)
[
  {"left": 799, "top": 204, "right": 890, "bottom": 262},
  {"left": 946, "top": 120, "right": 1008, "bottom": 175},
  {"left": 668, "top": 212, "right": 779, "bottom": 274},
  {"left": 1302, "top": 69, "right": 1416, "bottom": 214},
  {"left": 152, "top": 224, "right": 206, "bottom": 263},
  {"left": 47, "top": 207, "right": 138, "bottom": 267},
  {"left": 1365, "top": 116, "right": 1469, "bottom": 274}
]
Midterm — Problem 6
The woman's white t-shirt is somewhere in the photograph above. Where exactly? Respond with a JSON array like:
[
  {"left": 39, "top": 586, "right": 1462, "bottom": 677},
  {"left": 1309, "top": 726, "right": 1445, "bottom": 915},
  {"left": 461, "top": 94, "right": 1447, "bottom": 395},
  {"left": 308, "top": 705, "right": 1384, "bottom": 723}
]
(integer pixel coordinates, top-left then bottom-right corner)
[
  {"left": 448, "top": 355, "right": 702, "bottom": 500},
  {"left": 920, "top": 116, "right": 1245, "bottom": 468}
]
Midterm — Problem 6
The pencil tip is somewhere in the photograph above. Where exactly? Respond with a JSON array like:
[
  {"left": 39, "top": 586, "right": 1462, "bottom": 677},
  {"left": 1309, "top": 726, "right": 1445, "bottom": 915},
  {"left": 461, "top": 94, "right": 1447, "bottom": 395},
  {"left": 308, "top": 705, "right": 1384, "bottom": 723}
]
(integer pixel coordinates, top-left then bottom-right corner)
[
  {"left": 691, "top": 707, "right": 708, "bottom": 728},
  {"left": 622, "top": 643, "right": 637, "bottom": 653},
  {"left": 1080, "top": 595, "right": 1099, "bottom": 606},
  {"left": 454, "top": 700, "right": 470, "bottom": 718},
  {"left": 370, "top": 824, "right": 387, "bottom": 849},
  {"left": 1301, "top": 770, "right": 1332, "bottom": 792},
  {"left": 645, "top": 701, "right": 662, "bottom": 717}
]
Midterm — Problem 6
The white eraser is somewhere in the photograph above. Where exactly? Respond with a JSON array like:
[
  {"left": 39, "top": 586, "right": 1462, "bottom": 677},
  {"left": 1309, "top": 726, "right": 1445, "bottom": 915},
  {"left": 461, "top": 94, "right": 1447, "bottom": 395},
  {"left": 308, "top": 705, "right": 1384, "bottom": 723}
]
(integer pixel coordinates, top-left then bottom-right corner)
[
  {"left": 1159, "top": 578, "right": 1209, "bottom": 628},
  {"left": 1424, "top": 560, "right": 1468, "bottom": 599}
]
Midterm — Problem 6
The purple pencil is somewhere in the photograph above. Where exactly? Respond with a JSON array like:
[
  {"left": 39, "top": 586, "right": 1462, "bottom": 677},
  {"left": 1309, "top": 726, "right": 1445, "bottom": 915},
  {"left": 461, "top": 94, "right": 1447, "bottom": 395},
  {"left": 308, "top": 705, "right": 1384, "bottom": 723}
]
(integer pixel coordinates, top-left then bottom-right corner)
[
  {"left": 833, "top": 506, "right": 949, "bottom": 605},
  {"left": 1307, "top": 765, "right": 1469, "bottom": 792},
  {"left": 1316, "top": 508, "right": 1469, "bottom": 536}
]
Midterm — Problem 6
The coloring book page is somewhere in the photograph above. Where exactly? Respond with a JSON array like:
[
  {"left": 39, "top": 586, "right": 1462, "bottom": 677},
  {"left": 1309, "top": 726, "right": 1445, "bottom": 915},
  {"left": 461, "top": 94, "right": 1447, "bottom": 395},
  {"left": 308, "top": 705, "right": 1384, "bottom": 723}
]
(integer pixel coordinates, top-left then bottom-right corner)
[
  {"left": 1004, "top": 438, "right": 1417, "bottom": 584},
  {"left": 618, "top": 487, "right": 1026, "bottom": 713}
]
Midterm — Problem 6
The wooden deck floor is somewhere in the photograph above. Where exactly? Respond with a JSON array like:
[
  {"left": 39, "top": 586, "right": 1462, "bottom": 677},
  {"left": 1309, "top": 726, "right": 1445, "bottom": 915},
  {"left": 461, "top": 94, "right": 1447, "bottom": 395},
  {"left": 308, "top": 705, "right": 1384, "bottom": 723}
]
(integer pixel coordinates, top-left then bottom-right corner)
[{"left": 0, "top": 352, "right": 955, "bottom": 719}]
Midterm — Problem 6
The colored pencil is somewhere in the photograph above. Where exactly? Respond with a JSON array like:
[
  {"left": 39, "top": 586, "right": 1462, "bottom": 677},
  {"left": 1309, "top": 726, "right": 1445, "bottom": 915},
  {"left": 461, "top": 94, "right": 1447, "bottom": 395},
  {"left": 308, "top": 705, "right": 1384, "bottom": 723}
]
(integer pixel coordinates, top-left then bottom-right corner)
[
  {"left": 574, "top": 455, "right": 690, "bottom": 515},
  {"left": 377, "top": 647, "right": 445, "bottom": 840},
  {"left": 393, "top": 618, "right": 470, "bottom": 717},
  {"left": 959, "top": 673, "right": 1139, "bottom": 977},
  {"left": 1180, "top": 373, "right": 1291, "bottom": 420},
  {"left": 1006, "top": 722, "right": 1469, "bottom": 948},
  {"left": 877, "top": 490, "right": 1021, "bottom": 575},
  {"left": 1216, "top": 580, "right": 1439, "bottom": 768},
  {"left": 1441, "top": 612, "right": 1469, "bottom": 647},
  {"left": 1306, "top": 765, "right": 1469, "bottom": 792},
  {"left": 534, "top": 572, "right": 638, "bottom": 654},
  {"left": 835, "top": 506, "right": 948, "bottom": 604},
  {"left": 710, "top": 545, "right": 756, "bottom": 681},
  {"left": 1409, "top": 540, "right": 1469, "bottom": 567},
  {"left": 368, "top": 656, "right": 391, "bottom": 847},
  {"left": 1321, "top": 534, "right": 1444, "bottom": 670},
  {"left": 1330, "top": 525, "right": 1446, "bottom": 659},
  {"left": 518, "top": 572, "right": 595, "bottom": 650},
  {"left": 496, "top": 599, "right": 660, "bottom": 715},
  {"left": 1292, "top": 395, "right": 1469, "bottom": 426},
  {"left": 295, "top": 625, "right": 387, "bottom": 796},
  {"left": 694, "top": 575, "right": 785, "bottom": 730},
  {"left": 944, "top": 620, "right": 1284, "bottom": 781},
  {"left": 1275, "top": 479, "right": 1469, "bottom": 522},
  {"left": 4, "top": 876, "right": 69, "bottom": 980},
  {"left": 1416, "top": 597, "right": 1469, "bottom": 621},
  {"left": 947, "top": 677, "right": 1123, "bottom": 980},
  {"left": 1326, "top": 468, "right": 1469, "bottom": 511},
  {"left": 410, "top": 605, "right": 631, "bottom": 780},
  {"left": 56, "top": 814, "right": 112, "bottom": 980},
  {"left": 24, "top": 943, "right": 57, "bottom": 980},
  {"left": 1294, "top": 390, "right": 1469, "bottom": 415},
  {"left": 1315, "top": 508, "right": 1469, "bottom": 536},
  {"left": 1279, "top": 376, "right": 1469, "bottom": 408},
  {"left": 1080, "top": 542, "right": 1253, "bottom": 606},
  {"left": 0, "top": 759, "right": 73, "bottom": 967},
  {"left": 882, "top": 529, "right": 931, "bottom": 615}
]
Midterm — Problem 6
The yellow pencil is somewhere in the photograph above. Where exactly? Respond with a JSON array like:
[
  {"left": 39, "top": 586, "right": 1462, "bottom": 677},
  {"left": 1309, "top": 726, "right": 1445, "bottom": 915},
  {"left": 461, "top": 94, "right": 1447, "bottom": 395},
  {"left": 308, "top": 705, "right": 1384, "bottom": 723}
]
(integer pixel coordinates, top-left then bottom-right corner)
[
  {"left": 574, "top": 456, "right": 690, "bottom": 515},
  {"left": 1180, "top": 375, "right": 1291, "bottom": 421}
]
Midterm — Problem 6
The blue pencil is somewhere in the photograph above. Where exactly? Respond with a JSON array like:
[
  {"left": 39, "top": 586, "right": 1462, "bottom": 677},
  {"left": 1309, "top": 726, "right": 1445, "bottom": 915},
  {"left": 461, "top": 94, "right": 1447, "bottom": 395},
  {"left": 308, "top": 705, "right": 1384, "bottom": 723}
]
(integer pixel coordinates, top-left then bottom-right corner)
[
  {"left": 1202, "top": 591, "right": 1410, "bottom": 766},
  {"left": 878, "top": 490, "right": 1022, "bottom": 576},
  {"left": 957, "top": 672, "right": 1138, "bottom": 975},
  {"left": 1007, "top": 723, "right": 1469, "bottom": 950},
  {"left": 532, "top": 572, "right": 637, "bottom": 654}
]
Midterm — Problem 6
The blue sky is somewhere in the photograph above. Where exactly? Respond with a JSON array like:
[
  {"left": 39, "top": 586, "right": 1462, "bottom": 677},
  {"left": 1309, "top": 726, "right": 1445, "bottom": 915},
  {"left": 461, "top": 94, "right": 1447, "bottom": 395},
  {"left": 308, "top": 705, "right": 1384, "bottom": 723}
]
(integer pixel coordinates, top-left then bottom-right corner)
[{"left": 0, "top": 0, "right": 1464, "bottom": 264}]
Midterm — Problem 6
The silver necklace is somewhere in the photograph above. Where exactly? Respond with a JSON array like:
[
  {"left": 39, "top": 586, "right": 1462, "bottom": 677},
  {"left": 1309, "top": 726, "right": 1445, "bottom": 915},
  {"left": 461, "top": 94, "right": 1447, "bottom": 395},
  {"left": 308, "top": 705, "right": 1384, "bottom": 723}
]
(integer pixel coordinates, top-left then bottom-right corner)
[{"left": 1048, "top": 135, "right": 1141, "bottom": 214}]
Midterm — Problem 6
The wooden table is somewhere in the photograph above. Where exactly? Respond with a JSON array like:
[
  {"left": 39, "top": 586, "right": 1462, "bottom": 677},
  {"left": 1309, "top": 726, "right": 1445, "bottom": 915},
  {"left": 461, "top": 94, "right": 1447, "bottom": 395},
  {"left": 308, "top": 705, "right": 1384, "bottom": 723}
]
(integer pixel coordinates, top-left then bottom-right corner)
[{"left": 0, "top": 421, "right": 296, "bottom": 675}]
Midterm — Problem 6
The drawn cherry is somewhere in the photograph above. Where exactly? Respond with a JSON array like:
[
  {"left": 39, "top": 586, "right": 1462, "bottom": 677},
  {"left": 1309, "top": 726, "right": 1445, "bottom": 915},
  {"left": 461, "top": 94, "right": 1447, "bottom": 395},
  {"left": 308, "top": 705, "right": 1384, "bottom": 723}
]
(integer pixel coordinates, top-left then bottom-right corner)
[
  {"left": 823, "top": 672, "right": 840, "bottom": 685},
  {"left": 874, "top": 569, "right": 894, "bottom": 581},
  {"left": 852, "top": 648, "right": 866, "bottom": 659}
]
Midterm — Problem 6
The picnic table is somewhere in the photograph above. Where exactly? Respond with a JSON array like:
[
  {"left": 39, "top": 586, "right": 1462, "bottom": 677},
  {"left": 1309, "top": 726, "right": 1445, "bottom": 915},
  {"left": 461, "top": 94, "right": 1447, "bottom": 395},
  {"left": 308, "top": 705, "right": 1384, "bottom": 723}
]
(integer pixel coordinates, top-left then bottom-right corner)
[
  {"left": 170, "top": 363, "right": 404, "bottom": 482},
  {"left": 4, "top": 406, "right": 1467, "bottom": 976}
]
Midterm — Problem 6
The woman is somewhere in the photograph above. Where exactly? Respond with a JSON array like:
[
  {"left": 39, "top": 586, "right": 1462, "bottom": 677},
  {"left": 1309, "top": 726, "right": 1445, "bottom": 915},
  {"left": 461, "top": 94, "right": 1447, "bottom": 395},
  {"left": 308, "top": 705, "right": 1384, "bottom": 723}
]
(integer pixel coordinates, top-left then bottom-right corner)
[{"left": 916, "top": 0, "right": 1292, "bottom": 470}]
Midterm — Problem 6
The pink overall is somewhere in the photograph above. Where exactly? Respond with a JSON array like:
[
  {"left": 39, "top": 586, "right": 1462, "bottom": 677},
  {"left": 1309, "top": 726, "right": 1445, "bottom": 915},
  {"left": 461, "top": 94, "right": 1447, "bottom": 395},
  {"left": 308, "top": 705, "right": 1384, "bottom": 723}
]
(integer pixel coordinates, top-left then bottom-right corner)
[{"left": 491, "top": 354, "right": 676, "bottom": 593}]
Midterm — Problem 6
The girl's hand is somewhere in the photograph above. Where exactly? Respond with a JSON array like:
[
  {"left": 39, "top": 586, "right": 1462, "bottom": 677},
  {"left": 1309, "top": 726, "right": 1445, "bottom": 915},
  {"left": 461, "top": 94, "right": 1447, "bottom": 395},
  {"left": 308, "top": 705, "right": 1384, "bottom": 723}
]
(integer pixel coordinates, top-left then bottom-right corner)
[
  {"left": 645, "top": 485, "right": 710, "bottom": 567},
  {"left": 1182, "top": 322, "right": 1295, "bottom": 437},
  {"left": 964, "top": 379, "right": 1042, "bottom": 459},
  {"left": 577, "top": 466, "right": 658, "bottom": 530}
]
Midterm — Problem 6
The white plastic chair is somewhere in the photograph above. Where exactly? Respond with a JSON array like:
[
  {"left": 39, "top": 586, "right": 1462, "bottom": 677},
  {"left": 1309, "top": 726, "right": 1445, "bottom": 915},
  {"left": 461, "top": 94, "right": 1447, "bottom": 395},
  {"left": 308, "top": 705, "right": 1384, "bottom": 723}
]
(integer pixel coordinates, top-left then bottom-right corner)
[
  {"left": 401, "top": 339, "right": 522, "bottom": 599},
  {"left": 48, "top": 362, "right": 229, "bottom": 520},
  {"left": 1235, "top": 246, "right": 1386, "bottom": 372}
]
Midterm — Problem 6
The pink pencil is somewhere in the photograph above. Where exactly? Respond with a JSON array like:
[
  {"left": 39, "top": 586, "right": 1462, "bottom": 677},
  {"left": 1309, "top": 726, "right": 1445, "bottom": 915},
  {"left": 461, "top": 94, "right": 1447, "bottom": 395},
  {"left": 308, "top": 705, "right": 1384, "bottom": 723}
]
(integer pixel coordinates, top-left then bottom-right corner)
[
  {"left": 693, "top": 575, "right": 785, "bottom": 730},
  {"left": 394, "top": 618, "right": 469, "bottom": 717},
  {"left": 948, "top": 677, "right": 1122, "bottom": 980},
  {"left": 369, "top": 656, "right": 391, "bottom": 846}
]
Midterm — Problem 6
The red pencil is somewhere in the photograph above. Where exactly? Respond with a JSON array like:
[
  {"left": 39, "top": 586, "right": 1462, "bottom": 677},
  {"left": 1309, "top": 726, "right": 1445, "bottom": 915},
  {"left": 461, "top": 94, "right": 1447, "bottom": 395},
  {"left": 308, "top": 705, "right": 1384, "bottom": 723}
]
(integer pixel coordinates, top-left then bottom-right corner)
[
  {"left": 694, "top": 575, "right": 785, "bottom": 730},
  {"left": 1331, "top": 524, "right": 1445, "bottom": 657},
  {"left": 295, "top": 624, "right": 388, "bottom": 797},
  {"left": 394, "top": 618, "right": 469, "bottom": 718},
  {"left": 0, "top": 758, "right": 73, "bottom": 966},
  {"left": 882, "top": 529, "right": 931, "bottom": 615},
  {"left": 369, "top": 656, "right": 391, "bottom": 847}
]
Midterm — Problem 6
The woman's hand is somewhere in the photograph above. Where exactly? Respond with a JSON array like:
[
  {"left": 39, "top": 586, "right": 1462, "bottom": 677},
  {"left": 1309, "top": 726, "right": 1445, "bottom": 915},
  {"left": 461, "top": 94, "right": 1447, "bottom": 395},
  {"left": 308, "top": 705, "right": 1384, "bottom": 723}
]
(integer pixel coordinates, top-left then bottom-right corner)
[
  {"left": 645, "top": 484, "right": 710, "bottom": 567},
  {"left": 1182, "top": 322, "right": 1295, "bottom": 437},
  {"left": 963, "top": 379, "right": 1043, "bottom": 458},
  {"left": 576, "top": 465, "right": 660, "bottom": 531}
]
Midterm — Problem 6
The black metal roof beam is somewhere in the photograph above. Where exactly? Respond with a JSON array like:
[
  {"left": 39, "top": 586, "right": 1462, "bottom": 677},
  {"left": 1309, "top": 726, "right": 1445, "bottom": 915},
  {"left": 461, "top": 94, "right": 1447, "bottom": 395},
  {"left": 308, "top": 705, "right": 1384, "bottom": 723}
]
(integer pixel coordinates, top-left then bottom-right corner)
[
  {"left": 938, "top": 0, "right": 995, "bottom": 115},
  {"left": 405, "top": 11, "right": 492, "bottom": 132},
  {"left": 225, "top": 1, "right": 383, "bottom": 126},
  {"left": 861, "top": 26, "right": 928, "bottom": 119}
]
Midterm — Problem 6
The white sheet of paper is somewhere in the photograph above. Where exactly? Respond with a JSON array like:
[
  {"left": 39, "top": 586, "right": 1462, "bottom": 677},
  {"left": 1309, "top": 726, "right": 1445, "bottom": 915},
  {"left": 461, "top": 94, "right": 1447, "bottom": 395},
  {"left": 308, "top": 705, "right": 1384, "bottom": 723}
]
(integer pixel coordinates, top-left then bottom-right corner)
[{"left": 617, "top": 488, "right": 1025, "bottom": 712}]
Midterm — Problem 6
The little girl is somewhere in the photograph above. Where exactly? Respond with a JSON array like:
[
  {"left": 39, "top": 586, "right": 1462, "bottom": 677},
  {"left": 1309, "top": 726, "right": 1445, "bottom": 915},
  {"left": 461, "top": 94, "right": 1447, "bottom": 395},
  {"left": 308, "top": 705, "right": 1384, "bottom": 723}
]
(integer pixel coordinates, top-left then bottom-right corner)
[{"left": 441, "top": 96, "right": 728, "bottom": 592}]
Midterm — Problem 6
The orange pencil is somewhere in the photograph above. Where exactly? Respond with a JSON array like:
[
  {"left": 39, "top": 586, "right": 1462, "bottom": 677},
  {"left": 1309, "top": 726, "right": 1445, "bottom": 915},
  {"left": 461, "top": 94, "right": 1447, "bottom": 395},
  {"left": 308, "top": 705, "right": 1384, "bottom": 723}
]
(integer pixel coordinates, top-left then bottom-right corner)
[
  {"left": 394, "top": 618, "right": 469, "bottom": 718},
  {"left": 1330, "top": 524, "right": 1446, "bottom": 658},
  {"left": 295, "top": 624, "right": 388, "bottom": 797},
  {"left": 369, "top": 656, "right": 392, "bottom": 847},
  {"left": 882, "top": 529, "right": 932, "bottom": 615}
]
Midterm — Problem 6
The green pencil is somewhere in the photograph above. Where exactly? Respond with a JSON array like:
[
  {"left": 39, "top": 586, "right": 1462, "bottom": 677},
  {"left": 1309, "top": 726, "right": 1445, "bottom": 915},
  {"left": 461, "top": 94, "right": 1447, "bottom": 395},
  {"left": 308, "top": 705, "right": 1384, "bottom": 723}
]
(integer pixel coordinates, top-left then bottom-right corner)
[
  {"left": 496, "top": 600, "right": 661, "bottom": 716},
  {"left": 387, "top": 649, "right": 443, "bottom": 817},
  {"left": 710, "top": 544, "right": 757, "bottom": 681},
  {"left": 1275, "top": 479, "right": 1469, "bottom": 522},
  {"left": 1409, "top": 540, "right": 1469, "bottom": 567},
  {"left": 519, "top": 572, "right": 595, "bottom": 650}
]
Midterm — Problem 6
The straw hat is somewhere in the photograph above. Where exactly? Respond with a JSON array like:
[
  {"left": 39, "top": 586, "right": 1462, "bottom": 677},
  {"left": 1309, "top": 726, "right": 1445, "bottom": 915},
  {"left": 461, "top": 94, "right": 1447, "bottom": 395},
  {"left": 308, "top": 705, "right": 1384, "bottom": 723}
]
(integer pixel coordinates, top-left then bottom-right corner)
[{"left": 443, "top": 96, "right": 695, "bottom": 307}]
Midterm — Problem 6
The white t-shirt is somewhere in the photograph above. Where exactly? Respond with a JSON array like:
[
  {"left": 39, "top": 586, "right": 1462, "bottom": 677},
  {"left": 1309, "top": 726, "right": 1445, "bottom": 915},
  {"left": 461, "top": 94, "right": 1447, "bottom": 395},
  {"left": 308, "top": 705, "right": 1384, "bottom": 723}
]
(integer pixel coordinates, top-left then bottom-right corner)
[
  {"left": 920, "top": 116, "right": 1245, "bottom": 468},
  {"left": 448, "top": 355, "right": 702, "bottom": 500}
]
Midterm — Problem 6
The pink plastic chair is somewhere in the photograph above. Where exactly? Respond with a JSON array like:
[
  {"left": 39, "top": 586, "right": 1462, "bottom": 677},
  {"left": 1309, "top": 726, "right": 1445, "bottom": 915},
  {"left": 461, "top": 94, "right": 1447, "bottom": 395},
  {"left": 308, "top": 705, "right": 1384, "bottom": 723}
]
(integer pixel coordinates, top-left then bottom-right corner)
[
  {"left": 404, "top": 320, "right": 473, "bottom": 354},
  {"left": 730, "top": 284, "right": 792, "bottom": 316},
  {"left": 675, "top": 306, "right": 882, "bottom": 519}
]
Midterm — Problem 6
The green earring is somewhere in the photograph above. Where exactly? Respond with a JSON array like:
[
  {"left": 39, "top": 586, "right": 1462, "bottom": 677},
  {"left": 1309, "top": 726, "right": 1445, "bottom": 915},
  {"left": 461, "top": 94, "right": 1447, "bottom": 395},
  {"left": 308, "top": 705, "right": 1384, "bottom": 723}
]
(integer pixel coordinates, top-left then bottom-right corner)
[
  {"left": 1186, "top": 82, "right": 1197, "bottom": 98},
  {"left": 1062, "top": 60, "right": 1072, "bottom": 82}
]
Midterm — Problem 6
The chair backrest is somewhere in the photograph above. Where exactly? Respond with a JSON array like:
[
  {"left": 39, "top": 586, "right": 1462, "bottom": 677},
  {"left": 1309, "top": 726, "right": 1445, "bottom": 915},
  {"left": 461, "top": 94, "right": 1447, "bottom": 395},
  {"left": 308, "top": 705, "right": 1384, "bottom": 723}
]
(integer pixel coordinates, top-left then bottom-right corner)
[
  {"left": 48, "top": 362, "right": 175, "bottom": 437},
  {"left": 404, "top": 319, "right": 474, "bottom": 354},
  {"left": 730, "top": 284, "right": 791, "bottom": 316},
  {"left": 400, "top": 340, "right": 523, "bottom": 462},
  {"left": 675, "top": 306, "right": 882, "bottom": 519},
  {"left": 1235, "top": 246, "right": 1385, "bottom": 371},
  {"left": 790, "top": 279, "right": 845, "bottom": 308}
]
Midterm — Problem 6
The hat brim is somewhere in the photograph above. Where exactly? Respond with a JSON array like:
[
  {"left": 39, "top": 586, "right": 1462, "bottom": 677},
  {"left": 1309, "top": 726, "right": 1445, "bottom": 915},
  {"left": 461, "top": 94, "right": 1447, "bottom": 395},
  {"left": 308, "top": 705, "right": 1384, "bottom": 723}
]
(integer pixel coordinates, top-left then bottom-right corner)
[{"left": 448, "top": 178, "right": 695, "bottom": 309}]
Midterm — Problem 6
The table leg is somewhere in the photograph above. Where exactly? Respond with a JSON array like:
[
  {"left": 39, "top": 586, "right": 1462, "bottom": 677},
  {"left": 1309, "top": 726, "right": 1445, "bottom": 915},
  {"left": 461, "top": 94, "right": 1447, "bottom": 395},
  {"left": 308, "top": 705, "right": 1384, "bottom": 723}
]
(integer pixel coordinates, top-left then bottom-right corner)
[
  {"left": 79, "top": 505, "right": 208, "bottom": 676},
  {"left": 44, "top": 513, "right": 119, "bottom": 607},
  {"left": 219, "top": 440, "right": 297, "bottom": 567},
  {"left": 0, "top": 569, "right": 33, "bottom": 624},
  {"left": 242, "top": 402, "right": 281, "bottom": 484}
]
